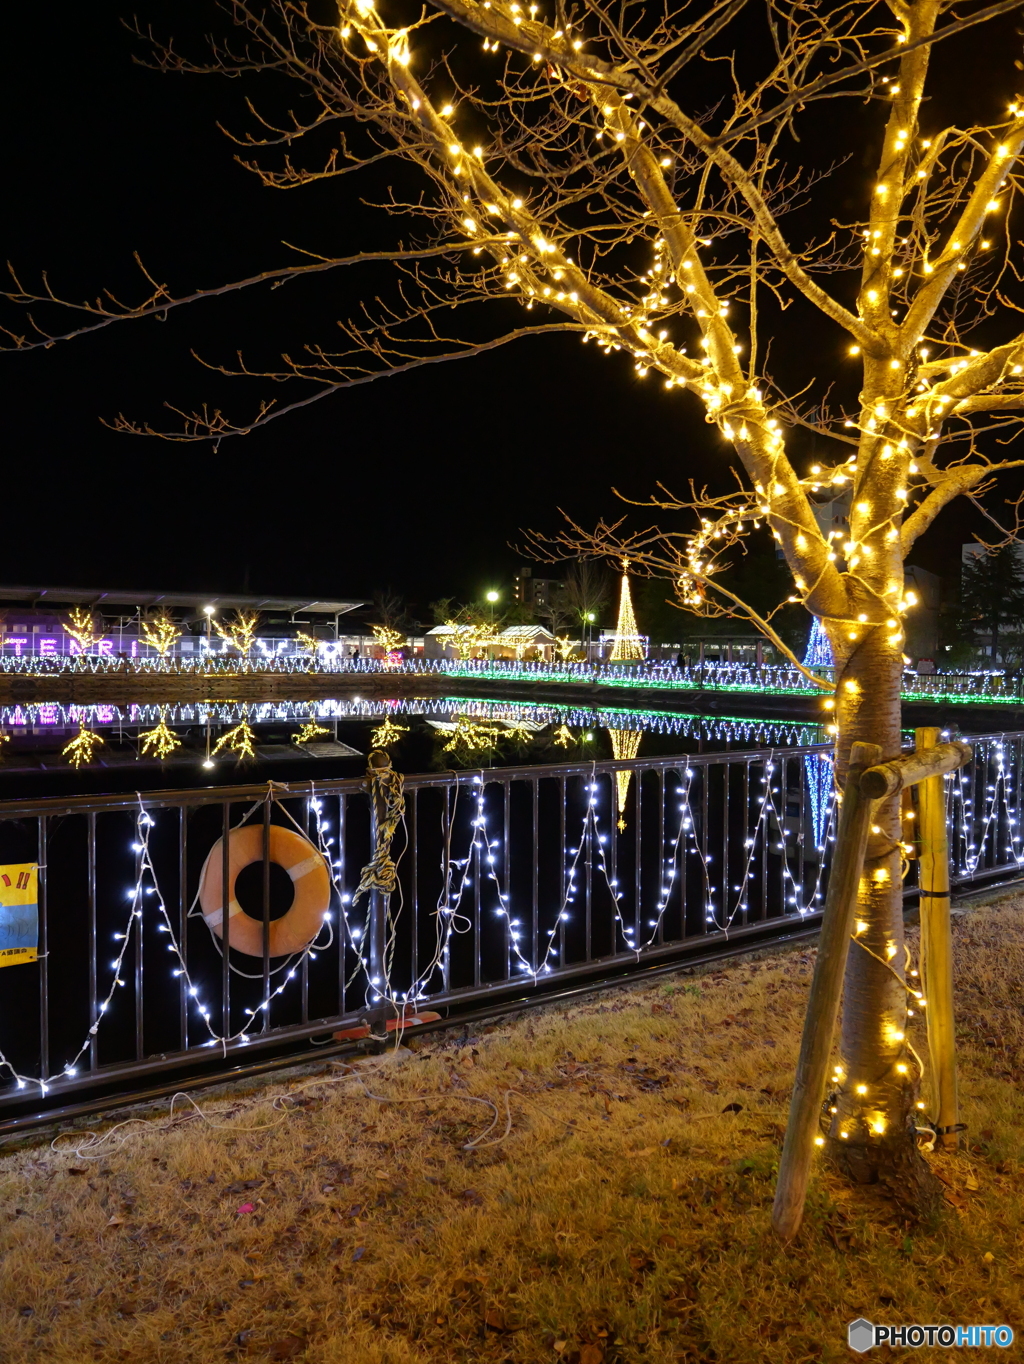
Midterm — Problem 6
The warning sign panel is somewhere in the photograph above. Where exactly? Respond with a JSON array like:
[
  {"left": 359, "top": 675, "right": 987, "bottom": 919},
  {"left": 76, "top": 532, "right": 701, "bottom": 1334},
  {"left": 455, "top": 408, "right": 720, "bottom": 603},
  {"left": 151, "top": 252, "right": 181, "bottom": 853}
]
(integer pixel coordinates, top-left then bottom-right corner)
[{"left": 0, "top": 864, "right": 38, "bottom": 967}]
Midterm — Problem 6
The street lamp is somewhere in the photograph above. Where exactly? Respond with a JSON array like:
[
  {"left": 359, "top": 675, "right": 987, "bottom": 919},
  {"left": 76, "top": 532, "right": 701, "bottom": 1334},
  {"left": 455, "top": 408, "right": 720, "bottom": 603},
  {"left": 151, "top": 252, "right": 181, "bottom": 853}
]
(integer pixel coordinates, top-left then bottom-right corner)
[
  {"left": 585, "top": 611, "right": 596, "bottom": 661},
  {"left": 203, "top": 604, "right": 215, "bottom": 653},
  {"left": 485, "top": 589, "right": 499, "bottom": 624}
]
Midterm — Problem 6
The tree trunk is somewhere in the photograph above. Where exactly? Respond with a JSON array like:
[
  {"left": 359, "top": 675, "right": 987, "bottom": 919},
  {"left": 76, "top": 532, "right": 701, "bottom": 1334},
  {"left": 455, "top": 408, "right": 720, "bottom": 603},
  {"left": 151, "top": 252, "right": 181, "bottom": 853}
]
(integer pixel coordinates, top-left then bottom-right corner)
[{"left": 826, "top": 618, "right": 942, "bottom": 1213}]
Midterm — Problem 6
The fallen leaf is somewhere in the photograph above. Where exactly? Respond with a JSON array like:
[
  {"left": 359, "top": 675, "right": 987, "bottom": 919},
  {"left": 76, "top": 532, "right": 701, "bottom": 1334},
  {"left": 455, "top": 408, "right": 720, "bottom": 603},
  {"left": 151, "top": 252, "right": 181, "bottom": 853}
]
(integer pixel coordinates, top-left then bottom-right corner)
[
  {"left": 658, "top": 1233, "right": 678, "bottom": 1248},
  {"left": 105, "top": 1216, "right": 124, "bottom": 1228},
  {"left": 579, "top": 1346, "right": 604, "bottom": 1364},
  {"left": 663, "top": 1297, "right": 698, "bottom": 1319},
  {"left": 554, "top": 1341, "right": 567, "bottom": 1354},
  {"left": 983, "top": 1251, "right": 995, "bottom": 1263},
  {"left": 352, "top": 1246, "right": 367, "bottom": 1262},
  {"left": 721, "top": 1102, "right": 743, "bottom": 1114},
  {"left": 236, "top": 1203, "right": 255, "bottom": 1216},
  {"left": 484, "top": 1308, "right": 507, "bottom": 1331},
  {"left": 965, "top": 1171, "right": 980, "bottom": 1191}
]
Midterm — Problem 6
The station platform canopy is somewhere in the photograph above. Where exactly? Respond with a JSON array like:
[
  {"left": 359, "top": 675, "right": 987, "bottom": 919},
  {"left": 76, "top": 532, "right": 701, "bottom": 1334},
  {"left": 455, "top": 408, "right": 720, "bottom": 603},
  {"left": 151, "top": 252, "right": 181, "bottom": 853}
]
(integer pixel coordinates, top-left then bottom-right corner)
[{"left": 0, "top": 587, "right": 364, "bottom": 621}]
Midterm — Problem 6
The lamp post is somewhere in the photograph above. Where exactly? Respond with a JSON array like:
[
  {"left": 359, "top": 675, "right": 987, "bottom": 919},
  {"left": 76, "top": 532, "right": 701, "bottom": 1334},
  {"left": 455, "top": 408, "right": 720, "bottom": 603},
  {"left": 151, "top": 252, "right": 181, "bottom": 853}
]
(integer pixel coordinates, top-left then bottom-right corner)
[
  {"left": 485, "top": 589, "right": 499, "bottom": 623},
  {"left": 203, "top": 604, "right": 215, "bottom": 657},
  {"left": 585, "top": 611, "right": 596, "bottom": 663}
]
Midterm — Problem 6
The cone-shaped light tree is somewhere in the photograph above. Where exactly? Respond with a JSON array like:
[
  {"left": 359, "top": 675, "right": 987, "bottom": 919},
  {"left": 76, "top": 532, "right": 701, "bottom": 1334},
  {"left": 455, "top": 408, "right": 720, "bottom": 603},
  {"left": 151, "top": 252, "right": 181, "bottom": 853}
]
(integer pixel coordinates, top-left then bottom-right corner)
[{"left": 6, "top": 0, "right": 1024, "bottom": 1206}]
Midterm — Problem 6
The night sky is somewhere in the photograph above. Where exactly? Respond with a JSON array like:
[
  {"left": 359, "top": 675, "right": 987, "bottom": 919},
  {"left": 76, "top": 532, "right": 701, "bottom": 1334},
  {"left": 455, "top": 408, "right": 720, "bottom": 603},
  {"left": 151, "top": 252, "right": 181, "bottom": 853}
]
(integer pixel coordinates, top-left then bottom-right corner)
[{"left": 0, "top": 3, "right": 1015, "bottom": 613}]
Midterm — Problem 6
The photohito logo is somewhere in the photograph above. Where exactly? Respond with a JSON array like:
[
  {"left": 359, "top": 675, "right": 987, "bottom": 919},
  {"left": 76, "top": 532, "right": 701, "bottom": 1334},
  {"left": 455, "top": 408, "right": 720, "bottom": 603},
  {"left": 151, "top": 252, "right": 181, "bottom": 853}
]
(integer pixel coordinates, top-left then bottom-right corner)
[{"left": 848, "top": 1319, "right": 1014, "bottom": 1351}]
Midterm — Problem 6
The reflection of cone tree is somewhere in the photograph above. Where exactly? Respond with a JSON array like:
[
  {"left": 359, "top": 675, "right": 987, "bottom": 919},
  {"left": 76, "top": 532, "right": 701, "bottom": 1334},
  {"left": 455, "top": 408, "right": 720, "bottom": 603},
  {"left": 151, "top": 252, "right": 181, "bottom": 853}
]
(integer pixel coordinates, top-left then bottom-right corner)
[{"left": 607, "top": 728, "right": 642, "bottom": 831}]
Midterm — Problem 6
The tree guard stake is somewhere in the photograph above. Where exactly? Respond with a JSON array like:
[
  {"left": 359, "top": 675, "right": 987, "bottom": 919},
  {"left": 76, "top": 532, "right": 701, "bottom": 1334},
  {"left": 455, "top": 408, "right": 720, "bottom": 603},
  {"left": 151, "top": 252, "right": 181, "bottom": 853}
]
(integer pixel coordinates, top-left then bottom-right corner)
[
  {"left": 772, "top": 740, "right": 881, "bottom": 1242},
  {"left": 915, "top": 727, "right": 961, "bottom": 1151},
  {"left": 773, "top": 735, "right": 972, "bottom": 1238}
]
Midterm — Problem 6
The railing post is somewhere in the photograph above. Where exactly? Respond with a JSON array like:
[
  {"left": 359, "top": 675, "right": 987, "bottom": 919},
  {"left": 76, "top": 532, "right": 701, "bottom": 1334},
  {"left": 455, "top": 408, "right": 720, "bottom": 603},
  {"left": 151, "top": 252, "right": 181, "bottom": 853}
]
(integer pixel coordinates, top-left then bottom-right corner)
[
  {"left": 915, "top": 726, "right": 961, "bottom": 1150},
  {"left": 366, "top": 751, "right": 391, "bottom": 1047},
  {"left": 772, "top": 740, "right": 881, "bottom": 1241}
]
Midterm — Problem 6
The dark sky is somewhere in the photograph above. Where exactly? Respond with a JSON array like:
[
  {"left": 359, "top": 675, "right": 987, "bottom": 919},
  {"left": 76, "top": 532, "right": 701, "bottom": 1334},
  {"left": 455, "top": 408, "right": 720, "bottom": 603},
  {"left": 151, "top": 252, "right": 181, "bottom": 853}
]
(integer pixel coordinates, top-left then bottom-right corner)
[{"left": 0, "top": 3, "right": 1015, "bottom": 611}]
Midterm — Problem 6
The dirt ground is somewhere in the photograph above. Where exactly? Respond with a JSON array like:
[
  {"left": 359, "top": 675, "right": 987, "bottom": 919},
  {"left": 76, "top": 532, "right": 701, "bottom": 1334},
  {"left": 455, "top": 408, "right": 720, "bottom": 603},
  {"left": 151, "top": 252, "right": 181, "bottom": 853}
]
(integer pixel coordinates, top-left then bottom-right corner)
[{"left": 2, "top": 896, "right": 1023, "bottom": 1364}]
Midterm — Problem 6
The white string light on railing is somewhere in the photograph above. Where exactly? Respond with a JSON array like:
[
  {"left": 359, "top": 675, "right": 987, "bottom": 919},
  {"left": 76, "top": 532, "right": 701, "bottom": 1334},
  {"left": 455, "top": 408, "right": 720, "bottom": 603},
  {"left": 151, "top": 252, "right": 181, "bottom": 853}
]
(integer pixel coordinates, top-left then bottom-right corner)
[
  {"left": 948, "top": 735, "right": 1024, "bottom": 879},
  {"left": 4, "top": 731, "right": 1013, "bottom": 1104},
  {"left": 0, "top": 795, "right": 347, "bottom": 1097},
  {"left": 404, "top": 752, "right": 838, "bottom": 984}
]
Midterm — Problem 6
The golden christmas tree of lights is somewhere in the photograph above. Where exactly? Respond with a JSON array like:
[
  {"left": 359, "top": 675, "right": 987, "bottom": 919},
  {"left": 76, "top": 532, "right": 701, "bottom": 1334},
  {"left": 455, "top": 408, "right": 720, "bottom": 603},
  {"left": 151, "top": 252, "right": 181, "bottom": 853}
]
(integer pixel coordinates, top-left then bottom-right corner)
[{"left": 608, "top": 561, "right": 645, "bottom": 663}]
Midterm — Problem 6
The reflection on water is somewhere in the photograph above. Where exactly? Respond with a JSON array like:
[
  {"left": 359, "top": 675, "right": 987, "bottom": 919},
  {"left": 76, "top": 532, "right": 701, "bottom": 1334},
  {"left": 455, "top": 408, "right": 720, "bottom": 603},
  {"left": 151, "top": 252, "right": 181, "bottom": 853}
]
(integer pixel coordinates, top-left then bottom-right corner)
[
  {"left": 0, "top": 694, "right": 828, "bottom": 782},
  {"left": 607, "top": 729, "right": 643, "bottom": 830}
]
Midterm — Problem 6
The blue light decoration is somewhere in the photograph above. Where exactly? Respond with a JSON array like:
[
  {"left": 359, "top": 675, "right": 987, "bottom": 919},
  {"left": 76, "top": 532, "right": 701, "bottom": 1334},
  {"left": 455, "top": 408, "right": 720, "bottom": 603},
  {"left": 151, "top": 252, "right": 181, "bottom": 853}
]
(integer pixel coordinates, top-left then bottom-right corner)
[
  {"left": 803, "top": 616, "right": 833, "bottom": 671},
  {"left": 803, "top": 617, "right": 834, "bottom": 849}
]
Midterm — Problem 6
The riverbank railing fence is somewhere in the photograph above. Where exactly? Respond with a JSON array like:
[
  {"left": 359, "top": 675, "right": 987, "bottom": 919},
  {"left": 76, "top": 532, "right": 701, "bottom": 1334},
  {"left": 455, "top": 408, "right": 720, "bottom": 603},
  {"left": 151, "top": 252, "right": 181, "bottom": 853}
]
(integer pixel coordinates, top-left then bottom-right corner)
[{"left": 0, "top": 731, "right": 1021, "bottom": 1123}]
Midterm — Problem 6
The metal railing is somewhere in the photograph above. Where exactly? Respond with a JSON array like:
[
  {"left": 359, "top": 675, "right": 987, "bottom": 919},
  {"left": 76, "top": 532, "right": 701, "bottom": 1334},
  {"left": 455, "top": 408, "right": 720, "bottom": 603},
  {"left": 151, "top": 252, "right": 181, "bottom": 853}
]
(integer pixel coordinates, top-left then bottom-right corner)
[{"left": 0, "top": 731, "right": 1021, "bottom": 1120}]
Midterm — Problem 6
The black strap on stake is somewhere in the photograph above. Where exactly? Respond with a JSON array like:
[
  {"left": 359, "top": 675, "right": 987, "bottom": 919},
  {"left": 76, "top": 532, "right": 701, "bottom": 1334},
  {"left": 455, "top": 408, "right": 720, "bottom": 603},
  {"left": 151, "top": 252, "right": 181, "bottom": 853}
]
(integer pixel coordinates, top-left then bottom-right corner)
[
  {"left": 934, "top": 1123, "right": 968, "bottom": 1136},
  {"left": 917, "top": 888, "right": 950, "bottom": 897}
]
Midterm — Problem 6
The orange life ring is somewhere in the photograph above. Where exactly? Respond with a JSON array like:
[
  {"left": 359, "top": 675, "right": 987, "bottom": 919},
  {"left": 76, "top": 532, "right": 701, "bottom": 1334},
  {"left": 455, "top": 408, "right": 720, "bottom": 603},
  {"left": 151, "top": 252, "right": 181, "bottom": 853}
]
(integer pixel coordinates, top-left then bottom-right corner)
[{"left": 198, "top": 824, "right": 331, "bottom": 958}]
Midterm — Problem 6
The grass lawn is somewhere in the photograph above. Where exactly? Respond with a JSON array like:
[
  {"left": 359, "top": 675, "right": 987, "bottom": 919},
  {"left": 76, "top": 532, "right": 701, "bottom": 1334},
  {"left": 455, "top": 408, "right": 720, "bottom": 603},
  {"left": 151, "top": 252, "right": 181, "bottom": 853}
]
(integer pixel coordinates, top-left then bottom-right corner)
[{"left": 2, "top": 896, "right": 1023, "bottom": 1363}]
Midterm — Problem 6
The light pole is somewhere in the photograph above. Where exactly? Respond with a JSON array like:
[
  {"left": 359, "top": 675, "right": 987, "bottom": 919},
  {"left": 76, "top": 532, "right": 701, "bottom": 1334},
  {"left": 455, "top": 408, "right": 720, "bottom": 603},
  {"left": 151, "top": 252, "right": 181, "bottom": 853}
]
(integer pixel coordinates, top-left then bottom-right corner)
[
  {"left": 485, "top": 589, "right": 499, "bottom": 623},
  {"left": 585, "top": 611, "right": 596, "bottom": 662},
  {"left": 203, "top": 604, "right": 215, "bottom": 658}
]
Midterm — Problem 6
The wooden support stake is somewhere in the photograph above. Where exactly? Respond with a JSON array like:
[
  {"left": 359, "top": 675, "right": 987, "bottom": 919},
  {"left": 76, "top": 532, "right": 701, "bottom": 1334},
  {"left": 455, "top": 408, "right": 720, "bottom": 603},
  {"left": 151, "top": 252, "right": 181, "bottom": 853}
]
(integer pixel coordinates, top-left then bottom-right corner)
[
  {"left": 772, "top": 740, "right": 881, "bottom": 1242},
  {"left": 859, "top": 740, "right": 972, "bottom": 800},
  {"left": 916, "top": 726, "right": 961, "bottom": 1150}
]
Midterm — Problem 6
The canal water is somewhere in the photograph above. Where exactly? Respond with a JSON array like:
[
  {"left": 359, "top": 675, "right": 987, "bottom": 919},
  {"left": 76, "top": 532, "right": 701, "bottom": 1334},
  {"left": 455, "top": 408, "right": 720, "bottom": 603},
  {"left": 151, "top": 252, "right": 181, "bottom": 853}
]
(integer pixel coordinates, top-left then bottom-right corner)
[{"left": 0, "top": 693, "right": 831, "bottom": 800}]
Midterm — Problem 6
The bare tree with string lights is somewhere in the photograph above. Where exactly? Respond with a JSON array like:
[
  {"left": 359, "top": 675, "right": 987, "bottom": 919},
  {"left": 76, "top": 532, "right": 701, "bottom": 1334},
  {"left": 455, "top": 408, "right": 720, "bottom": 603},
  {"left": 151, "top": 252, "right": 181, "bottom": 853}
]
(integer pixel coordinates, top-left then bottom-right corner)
[{"left": 5, "top": 0, "right": 1024, "bottom": 1216}]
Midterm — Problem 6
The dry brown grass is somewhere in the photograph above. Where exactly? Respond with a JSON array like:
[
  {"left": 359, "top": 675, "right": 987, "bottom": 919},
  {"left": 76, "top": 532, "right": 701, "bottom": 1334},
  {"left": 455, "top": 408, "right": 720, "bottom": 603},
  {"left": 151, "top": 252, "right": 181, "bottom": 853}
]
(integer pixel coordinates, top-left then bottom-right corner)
[{"left": 2, "top": 897, "right": 1024, "bottom": 1364}]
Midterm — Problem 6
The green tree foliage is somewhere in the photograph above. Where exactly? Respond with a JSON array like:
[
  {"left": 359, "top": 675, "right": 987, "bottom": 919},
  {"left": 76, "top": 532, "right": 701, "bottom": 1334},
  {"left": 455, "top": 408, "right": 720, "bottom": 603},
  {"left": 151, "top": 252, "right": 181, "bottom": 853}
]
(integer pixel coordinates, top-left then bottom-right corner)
[{"left": 959, "top": 546, "right": 1024, "bottom": 664}]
